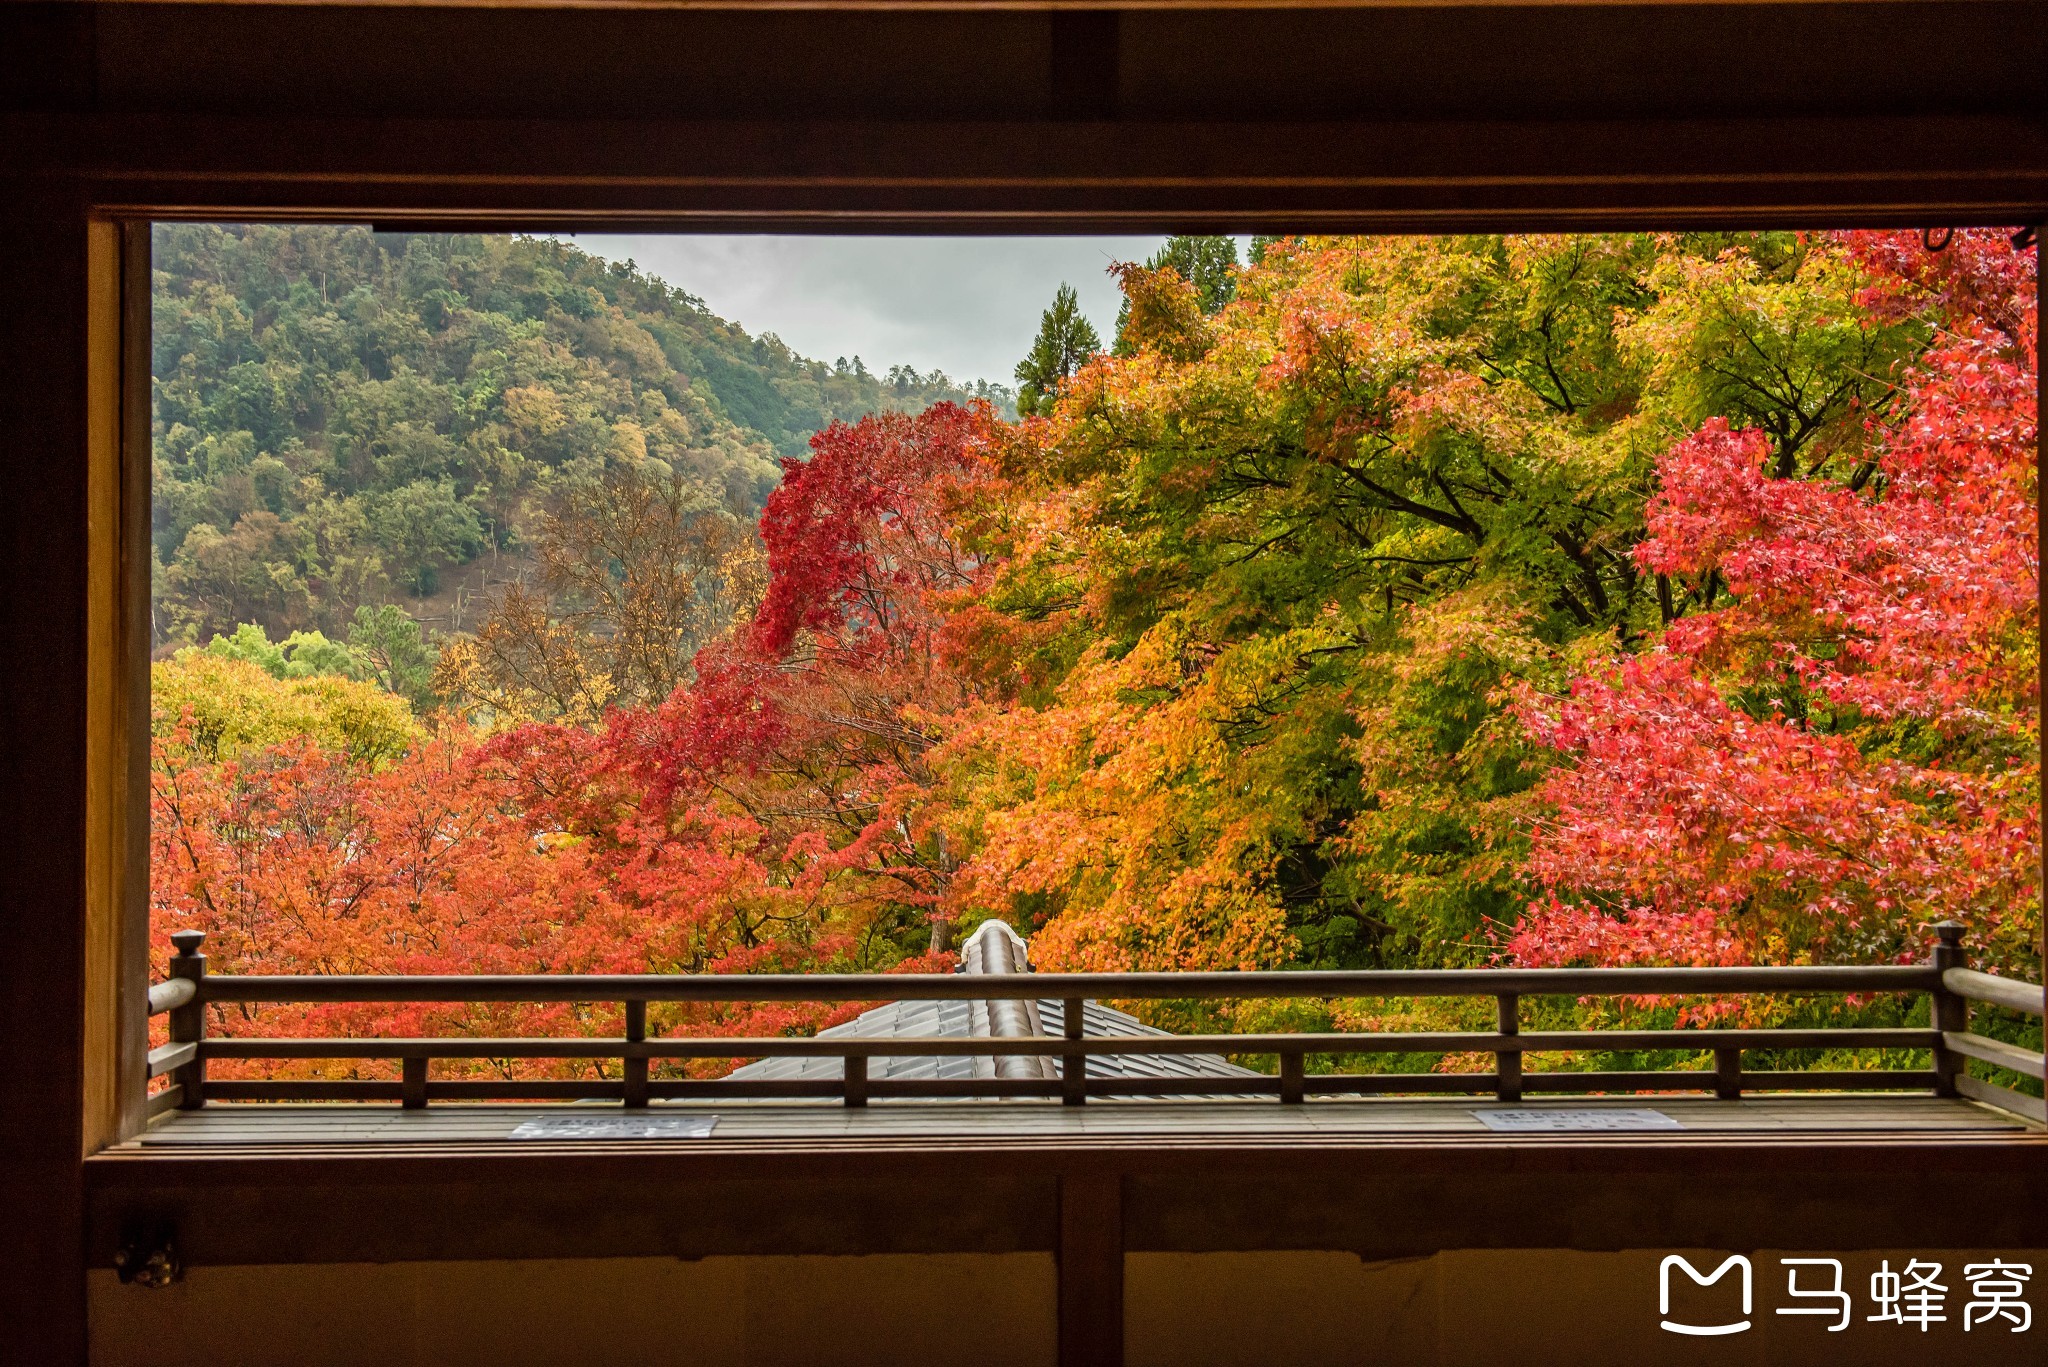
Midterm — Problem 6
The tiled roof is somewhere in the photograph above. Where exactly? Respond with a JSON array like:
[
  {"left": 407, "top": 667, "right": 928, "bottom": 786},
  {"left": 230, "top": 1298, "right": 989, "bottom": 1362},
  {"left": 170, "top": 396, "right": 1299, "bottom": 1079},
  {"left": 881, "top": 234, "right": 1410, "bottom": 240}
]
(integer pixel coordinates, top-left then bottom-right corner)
[
  {"left": 727, "top": 920, "right": 1258, "bottom": 1084},
  {"left": 725, "top": 995, "right": 1259, "bottom": 1083}
]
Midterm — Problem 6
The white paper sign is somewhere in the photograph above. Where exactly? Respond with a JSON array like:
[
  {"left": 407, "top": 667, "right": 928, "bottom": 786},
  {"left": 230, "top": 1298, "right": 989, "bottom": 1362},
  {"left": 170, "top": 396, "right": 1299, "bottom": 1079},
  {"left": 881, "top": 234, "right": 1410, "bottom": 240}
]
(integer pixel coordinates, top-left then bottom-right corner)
[
  {"left": 509, "top": 1115, "right": 719, "bottom": 1139},
  {"left": 1471, "top": 1107, "right": 1682, "bottom": 1132}
]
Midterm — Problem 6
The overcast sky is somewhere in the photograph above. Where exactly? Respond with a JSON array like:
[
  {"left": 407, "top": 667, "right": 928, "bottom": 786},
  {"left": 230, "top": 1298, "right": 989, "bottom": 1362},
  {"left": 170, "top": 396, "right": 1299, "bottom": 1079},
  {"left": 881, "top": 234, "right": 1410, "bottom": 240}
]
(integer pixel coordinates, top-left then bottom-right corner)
[{"left": 563, "top": 235, "right": 1175, "bottom": 388}]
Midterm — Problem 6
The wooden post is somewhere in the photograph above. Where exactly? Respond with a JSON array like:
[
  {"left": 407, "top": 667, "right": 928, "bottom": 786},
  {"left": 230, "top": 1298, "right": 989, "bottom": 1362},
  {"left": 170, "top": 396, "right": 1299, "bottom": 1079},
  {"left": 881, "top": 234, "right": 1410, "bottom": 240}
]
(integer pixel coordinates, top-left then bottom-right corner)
[
  {"left": 843, "top": 1054, "right": 868, "bottom": 1108},
  {"left": 83, "top": 219, "right": 155, "bottom": 1156},
  {"left": 1714, "top": 1048, "right": 1742, "bottom": 1100},
  {"left": 1929, "top": 920, "right": 1967, "bottom": 1098},
  {"left": 1279, "top": 1048, "right": 1305, "bottom": 1104},
  {"left": 1062, "top": 996, "right": 1087, "bottom": 1106},
  {"left": 622, "top": 999, "right": 648, "bottom": 1109},
  {"left": 167, "top": 930, "right": 206, "bottom": 1110},
  {"left": 2035, "top": 224, "right": 2046, "bottom": 1035},
  {"left": 401, "top": 1055, "right": 427, "bottom": 1110},
  {"left": 1058, "top": 1172, "right": 1123, "bottom": 1367},
  {"left": 1495, "top": 993, "right": 1522, "bottom": 1103}
]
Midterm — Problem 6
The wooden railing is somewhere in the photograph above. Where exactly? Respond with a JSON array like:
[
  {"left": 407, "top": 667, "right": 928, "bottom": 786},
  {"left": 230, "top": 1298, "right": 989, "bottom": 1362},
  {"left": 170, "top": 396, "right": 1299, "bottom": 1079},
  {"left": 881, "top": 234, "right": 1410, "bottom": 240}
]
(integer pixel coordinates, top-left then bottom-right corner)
[{"left": 147, "top": 922, "right": 2044, "bottom": 1121}]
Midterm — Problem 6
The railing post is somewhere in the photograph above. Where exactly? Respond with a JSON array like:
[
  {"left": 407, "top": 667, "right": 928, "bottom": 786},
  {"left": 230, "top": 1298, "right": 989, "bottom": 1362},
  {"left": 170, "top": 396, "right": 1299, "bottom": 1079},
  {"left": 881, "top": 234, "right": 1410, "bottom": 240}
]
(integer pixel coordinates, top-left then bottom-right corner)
[
  {"left": 1062, "top": 996, "right": 1087, "bottom": 1106},
  {"left": 1930, "top": 920, "right": 1967, "bottom": 1098},
  {"left": 401, "top": 1056, "right": 427, "bottom": 1109},
  {"left": 843, "top": 1054, "right": 868, "bottom": 1108},
  {"left": 1714, "top": 1049, "right": 1742, "bottom": 1100},
  {"left": 1495, "top": 993, "right": 1522, "bottom": 1103},
  {"left": 167, "top": 930, "right": 207, "bottom": 1110},
  {"left": 1279, "top": 1048, "right": 1305, "bottom": 1104},
  {"left": 622, "top": 1000, "right": 648, "bottom": 1109}
]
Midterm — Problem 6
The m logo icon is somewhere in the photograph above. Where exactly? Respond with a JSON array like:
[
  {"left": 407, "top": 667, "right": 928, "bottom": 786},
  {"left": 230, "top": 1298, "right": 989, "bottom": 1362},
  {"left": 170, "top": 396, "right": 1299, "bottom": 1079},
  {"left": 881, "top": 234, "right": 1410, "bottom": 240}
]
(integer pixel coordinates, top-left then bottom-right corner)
[{"left": 1661, "top": 1254, "right": 1754, "bottom": 1336}]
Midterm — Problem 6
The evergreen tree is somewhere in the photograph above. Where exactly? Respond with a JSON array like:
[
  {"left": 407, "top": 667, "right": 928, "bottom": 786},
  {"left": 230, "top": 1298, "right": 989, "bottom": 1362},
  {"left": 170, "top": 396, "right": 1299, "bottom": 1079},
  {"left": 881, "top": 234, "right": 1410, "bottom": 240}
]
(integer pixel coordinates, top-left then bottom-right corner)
[
  {"left": 347, "top": 605, "right": 441, "bottom": 711},
  {"left": 1013, "top": 284, "right": 1102, "bottom": 417}
]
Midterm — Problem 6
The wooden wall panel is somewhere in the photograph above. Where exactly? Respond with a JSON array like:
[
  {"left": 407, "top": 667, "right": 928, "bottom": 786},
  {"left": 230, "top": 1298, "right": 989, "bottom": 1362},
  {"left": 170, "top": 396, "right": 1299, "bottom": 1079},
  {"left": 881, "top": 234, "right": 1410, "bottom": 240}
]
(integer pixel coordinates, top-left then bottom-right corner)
[
  {"left": 4, "top": 5, "right": 2046, "bottom": 231},
  {"left": 83, "top": 1137, "right": 2048, "bottom": 1269},
  {"left": 1124, "top": 1249, "right": 2048, "bottom": 1367},
  {"left": 0, "top": 199, "right": 94, "bottom": 1367}
]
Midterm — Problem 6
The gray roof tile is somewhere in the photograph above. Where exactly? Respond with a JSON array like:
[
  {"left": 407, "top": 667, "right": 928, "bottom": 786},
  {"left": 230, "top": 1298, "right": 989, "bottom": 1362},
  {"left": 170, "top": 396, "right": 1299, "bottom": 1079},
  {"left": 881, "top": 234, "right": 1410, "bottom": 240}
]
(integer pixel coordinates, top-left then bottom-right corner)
[{"left": 726, "top": 995, "right": 1257, "bottom": 1083}]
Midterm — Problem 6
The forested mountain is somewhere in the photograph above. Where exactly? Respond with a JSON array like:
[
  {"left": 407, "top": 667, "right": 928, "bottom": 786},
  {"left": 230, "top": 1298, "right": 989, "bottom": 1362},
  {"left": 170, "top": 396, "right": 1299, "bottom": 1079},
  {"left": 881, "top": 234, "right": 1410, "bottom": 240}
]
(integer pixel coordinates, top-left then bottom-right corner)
[{"left": 151, "top": 225, "right": 1009, "bottom": 645}]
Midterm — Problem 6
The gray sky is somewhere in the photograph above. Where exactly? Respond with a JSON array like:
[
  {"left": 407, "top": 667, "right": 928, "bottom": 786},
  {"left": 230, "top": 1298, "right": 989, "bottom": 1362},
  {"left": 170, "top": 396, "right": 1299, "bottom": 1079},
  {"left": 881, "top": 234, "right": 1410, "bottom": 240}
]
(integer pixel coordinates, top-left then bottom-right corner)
[{"left": 564, "top": 235, "right": 1172, "bottom": 388}]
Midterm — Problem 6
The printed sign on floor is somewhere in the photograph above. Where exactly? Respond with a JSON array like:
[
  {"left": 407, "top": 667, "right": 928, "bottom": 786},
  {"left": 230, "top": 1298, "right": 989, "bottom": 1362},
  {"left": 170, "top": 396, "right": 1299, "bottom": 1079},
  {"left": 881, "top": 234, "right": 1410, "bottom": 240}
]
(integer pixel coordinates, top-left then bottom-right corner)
[
  {"left": 508, "top": 1115, "right": 719, "bottom": 1140},
  {"left": 1471, "top": 1108, "right": 1683, "bottom": 1132}
]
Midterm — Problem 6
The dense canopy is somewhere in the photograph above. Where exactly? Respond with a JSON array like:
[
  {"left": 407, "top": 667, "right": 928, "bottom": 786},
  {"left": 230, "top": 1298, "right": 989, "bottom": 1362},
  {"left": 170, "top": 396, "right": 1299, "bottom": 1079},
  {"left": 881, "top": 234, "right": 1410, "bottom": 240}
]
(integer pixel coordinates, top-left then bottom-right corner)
[{"left": 152, "top": 229, "right": 2040, "bottom": 1083}]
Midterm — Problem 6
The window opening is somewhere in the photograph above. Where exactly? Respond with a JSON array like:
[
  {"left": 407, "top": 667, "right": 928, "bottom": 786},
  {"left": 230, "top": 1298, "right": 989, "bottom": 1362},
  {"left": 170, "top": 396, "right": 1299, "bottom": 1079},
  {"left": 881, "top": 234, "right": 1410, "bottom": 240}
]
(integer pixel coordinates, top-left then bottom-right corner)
[{"left": 139, "top": 225, "right": 2043, "bottom": 1127}]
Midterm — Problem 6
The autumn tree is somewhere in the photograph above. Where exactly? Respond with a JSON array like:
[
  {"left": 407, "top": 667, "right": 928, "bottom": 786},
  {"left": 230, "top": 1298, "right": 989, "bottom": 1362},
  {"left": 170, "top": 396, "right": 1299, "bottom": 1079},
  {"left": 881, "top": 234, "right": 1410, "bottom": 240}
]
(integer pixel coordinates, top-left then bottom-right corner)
[
  {"left": 153, "top": 649, "right": 418, "bottom": 766},
  {"left": 474, "top": 402, "right": 999, "bottom": 993},
  {"left": 152, "top": 631, "right": 951, "bottom": 1082},
  {"left": 1112, "top": 235, "right": 1239, "bottom": 353},
  {"left": 440, "top": 460, "right": 766, "bottom": 724},
  {"left": 944, "top": 233, "right": 1929, "bottom": 975},
  {"left": 1514, "top": 229, "right": 2039, "bottom": 979}
]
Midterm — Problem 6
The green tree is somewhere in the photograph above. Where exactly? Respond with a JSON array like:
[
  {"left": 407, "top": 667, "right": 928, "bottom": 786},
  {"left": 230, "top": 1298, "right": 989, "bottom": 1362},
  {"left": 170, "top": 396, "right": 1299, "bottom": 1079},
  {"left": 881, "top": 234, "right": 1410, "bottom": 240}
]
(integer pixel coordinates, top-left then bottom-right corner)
[
  {"left": 1014, "top": 284, "right": 1103, "bottom": 418},
  {"left": 347, "top": 604, "right": 441, "bottom": 710},
  {"left": 368, "top": 478, "right": 484, "bottom": 595},
  {"left": 200, "top": 622, "right": 291, "bottom": 676},
  {"left": 201, "top": 621, "right": 363, "bottom": 681},
  {"left": 161, "top": 514, "right": 315, "bottom": 642}
]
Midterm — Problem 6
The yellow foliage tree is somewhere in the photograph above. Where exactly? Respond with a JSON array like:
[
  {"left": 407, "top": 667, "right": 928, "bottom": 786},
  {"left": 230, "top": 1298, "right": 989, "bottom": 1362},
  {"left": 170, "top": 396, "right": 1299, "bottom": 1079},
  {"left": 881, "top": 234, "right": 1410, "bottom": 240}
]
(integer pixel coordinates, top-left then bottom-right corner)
[{"left": 152, "top": 651, "right": 419, "bottom": 765}]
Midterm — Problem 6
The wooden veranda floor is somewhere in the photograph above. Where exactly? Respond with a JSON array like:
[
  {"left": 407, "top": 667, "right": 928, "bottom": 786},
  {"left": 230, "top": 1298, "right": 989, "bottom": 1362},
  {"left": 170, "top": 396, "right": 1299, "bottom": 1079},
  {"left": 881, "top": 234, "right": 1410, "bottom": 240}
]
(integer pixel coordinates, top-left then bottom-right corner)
[
  {"left": 92, "top": 1093, "right": 2047, "bottom": 1278},
  {"left": 128, "top": 1093, "right": 2037, "bottom": 1151}
]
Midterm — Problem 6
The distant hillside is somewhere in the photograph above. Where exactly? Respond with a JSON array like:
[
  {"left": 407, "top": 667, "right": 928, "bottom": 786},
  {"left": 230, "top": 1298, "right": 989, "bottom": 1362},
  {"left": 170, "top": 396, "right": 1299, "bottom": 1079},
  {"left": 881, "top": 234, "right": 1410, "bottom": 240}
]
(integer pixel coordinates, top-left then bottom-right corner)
[{"left": 151, "top": 225, "right": 1010, "bottom": 645}]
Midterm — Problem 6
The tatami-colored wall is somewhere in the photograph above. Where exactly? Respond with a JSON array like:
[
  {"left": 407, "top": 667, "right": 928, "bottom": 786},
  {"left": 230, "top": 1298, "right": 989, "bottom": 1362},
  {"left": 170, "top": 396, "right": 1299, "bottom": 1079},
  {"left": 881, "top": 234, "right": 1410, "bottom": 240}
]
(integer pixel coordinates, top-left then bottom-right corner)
[
  {"left": 89, "top": 1253, "right": 1059, "bottom": 1367},
  {"left": 1127, "top": 1249, "right": 2045, "bottom": 1367}
]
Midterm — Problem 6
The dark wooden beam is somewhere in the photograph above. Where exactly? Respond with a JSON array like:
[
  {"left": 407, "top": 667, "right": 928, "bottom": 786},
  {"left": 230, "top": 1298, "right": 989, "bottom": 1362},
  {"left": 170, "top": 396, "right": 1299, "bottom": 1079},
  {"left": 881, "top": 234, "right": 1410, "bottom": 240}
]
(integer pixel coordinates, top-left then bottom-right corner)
[
  {"left": 85, "top": 1132, "right": 2048, "bottom": 1267},
  {"left": 7, "top": 111, "right": 2046, "bottom": 231},
  {"left": 1059, "top": 1171, "right": 1125, "bottom": 1367},
  {"left": 36, "top": 3, "right": 2048, "bottom": 130},
  {"left": 3, "top": 4, "right": 2045, "bottom": 229}
]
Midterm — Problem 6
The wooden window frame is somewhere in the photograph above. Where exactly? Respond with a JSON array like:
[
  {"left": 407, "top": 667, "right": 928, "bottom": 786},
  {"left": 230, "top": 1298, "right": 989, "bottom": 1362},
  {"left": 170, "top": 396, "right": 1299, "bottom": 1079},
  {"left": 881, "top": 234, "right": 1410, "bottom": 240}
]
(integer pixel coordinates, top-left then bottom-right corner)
[
  {"left": 83, "top": 219, "right": 153, "bottom": 1158},
  {"left": 86, "top": 192, "right": 2046, "bottom": 1143}
]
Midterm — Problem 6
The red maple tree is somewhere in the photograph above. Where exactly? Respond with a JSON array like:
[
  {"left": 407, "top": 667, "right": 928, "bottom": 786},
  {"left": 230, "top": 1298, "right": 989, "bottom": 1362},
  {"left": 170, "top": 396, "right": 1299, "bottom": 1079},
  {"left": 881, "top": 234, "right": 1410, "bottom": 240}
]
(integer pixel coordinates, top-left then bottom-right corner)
[{"left": 1512, "top": 231, "right": 2039, "bottom": 975}]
